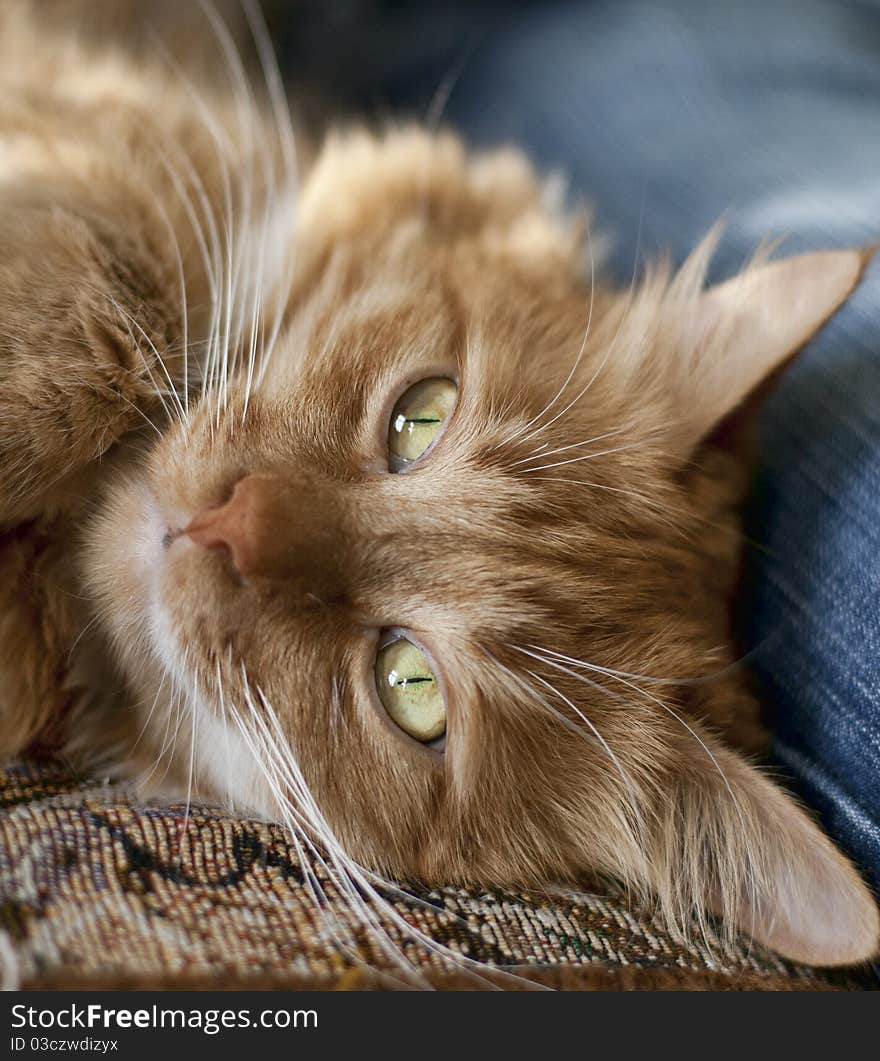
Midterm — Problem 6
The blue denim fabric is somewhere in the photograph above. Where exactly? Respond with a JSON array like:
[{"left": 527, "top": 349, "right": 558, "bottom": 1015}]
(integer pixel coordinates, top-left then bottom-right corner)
[{"left": 402, "top": 1, "right": 880, "bottom": 891}]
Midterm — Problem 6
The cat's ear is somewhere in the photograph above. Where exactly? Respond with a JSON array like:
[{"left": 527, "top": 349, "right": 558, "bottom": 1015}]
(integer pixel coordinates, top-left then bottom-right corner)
[
  {"left": 658, "top": 732, "right": 879, "bottom": 965},
  {"left": 674, "top": 248, "right": 867, "bottom": 448},
  {"left": 296, "top": 128, "right": 582, "bottom": 274}
]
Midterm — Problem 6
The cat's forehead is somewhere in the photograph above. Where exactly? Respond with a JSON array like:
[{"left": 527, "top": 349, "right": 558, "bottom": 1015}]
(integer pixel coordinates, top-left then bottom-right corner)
[
  {"left": 271, "top": 231, "right": 458, "bottom": 365},
  {"left": 260, "top": 205, "right": 588, "bottom": 412}
]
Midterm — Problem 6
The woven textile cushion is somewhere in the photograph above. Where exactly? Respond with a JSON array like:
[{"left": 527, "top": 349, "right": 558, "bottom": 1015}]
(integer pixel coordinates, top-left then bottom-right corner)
[{"left": 0, "top": 758, "right": 873, "bottom": 991}]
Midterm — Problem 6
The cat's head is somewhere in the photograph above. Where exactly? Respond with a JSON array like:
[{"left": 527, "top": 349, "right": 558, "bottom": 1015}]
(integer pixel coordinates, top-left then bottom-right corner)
[{"left": 86, "top": 128, "right": 878, "bottom": 966}]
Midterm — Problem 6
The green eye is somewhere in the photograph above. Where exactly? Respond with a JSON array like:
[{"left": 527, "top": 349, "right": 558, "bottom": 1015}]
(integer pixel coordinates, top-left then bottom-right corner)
[
  {"left": 388, "top": 377, "right": 458, "bottom": 469},
  {"left": 374, "top": 637, "right": 446, "bottom": 743}
]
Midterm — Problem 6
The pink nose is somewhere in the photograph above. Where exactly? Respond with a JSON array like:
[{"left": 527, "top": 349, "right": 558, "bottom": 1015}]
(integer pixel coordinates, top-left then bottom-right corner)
[{"left": 185, "top": 476, "right": 263, "bottom": 576}]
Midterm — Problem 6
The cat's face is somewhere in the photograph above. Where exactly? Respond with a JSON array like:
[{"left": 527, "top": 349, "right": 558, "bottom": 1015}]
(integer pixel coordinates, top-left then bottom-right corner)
[{"left": 86, "top": 130, "right": 877, "bottom": 966}]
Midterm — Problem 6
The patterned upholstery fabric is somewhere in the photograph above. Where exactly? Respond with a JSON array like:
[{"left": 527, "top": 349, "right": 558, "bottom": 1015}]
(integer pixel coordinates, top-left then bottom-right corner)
[{"left": 0, "top": 759, "right": 873, "bottom": 990}]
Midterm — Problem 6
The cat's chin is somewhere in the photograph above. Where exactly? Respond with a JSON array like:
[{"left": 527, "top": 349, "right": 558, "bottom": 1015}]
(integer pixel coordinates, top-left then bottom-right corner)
[
  {"left": 84, "top": 473, "right": 189, "bottom": 680},
  {"left": 99, "top": 477, "right": 182, "bottom": 589},
  {"left": 134, "top": 485, "right": 181, "bottom": 585}
]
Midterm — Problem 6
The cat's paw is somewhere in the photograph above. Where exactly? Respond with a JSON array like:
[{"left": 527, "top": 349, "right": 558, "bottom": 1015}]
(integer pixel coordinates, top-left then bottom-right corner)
[
  {"left": 0, "top": 206, "right": 181, "bottom": 522},
  {"left": 0, "top": 518, "right": 84, "bottom": 756}
]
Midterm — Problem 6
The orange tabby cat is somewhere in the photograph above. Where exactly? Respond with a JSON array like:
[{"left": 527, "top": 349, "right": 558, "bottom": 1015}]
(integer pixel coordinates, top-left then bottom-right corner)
[{"left": 0, "top": 1, "right": 876, "bottom": 970}]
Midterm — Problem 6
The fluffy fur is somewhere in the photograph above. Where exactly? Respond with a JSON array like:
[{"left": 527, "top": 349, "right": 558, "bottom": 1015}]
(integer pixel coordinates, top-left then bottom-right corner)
[{"left": 0, "top": 1, "right": 876, "bottom": 974}]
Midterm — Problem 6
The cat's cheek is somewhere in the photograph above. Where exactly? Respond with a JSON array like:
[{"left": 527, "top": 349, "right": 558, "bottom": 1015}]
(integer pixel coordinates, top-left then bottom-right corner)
[
  {"left": 155, "top": 534, "right": 248, "bottom": 658},
  {"left": 187, "top": 701, "right": 279, "bottom": 820}
]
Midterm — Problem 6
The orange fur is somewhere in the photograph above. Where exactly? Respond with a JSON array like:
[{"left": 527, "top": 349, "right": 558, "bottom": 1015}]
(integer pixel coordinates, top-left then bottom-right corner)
[{"left": 0, "top": 1, "right": 876, "bottom": 970}]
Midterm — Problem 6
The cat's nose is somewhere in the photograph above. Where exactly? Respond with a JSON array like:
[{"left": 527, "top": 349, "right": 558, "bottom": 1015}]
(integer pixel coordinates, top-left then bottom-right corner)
[
  {"left": 183, "top": 471, "right": 346, "bottom": 585},
  {"left": 184, "top": 475, "right": 265, "bottom": 576}
]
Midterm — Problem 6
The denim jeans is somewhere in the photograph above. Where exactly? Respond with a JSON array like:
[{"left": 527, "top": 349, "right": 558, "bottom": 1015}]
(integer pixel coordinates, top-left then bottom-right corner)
[{"left": 375, "top": 0, "right": 880, "bottom": 895}]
